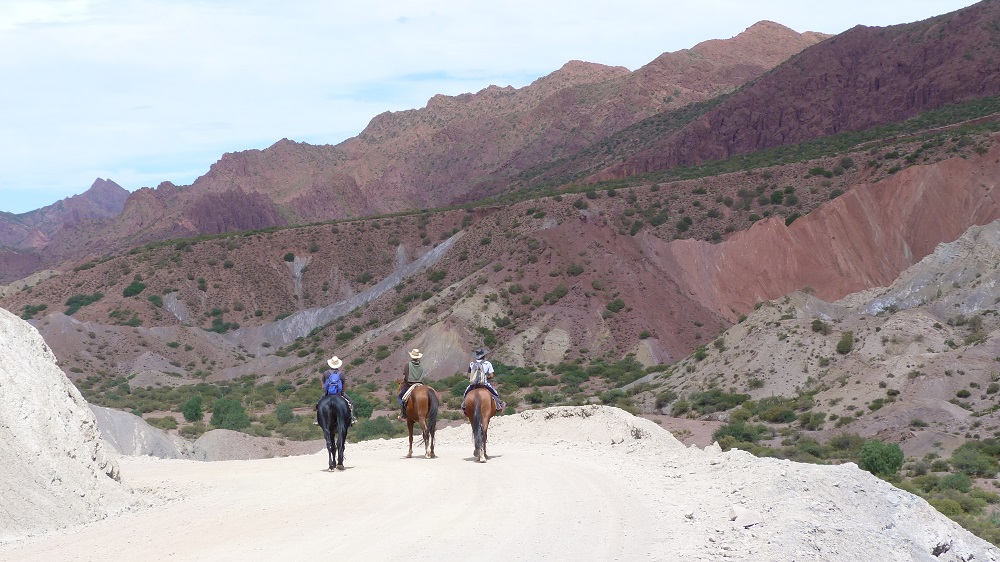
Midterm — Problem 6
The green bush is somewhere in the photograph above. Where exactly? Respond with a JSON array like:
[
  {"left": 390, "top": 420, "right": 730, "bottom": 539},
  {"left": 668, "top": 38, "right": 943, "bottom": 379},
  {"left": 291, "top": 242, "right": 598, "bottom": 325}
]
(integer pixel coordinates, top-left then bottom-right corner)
[
  {"left": 689, "top": 389, "right": 749, "bottom": 414},
  {"left": 181, "top": 396, "right": 204, "bottom": 422},
  {"left": 858, "top": 439, "right": 904, "bottom": 476},
  {"left": 655, "top": 390, "right": 678, "bottom": 409},
  {"left": 283, "top": 252, "right": 295, "bottom": 262},
  {"left": 145, "top": 415, "right": 178, "bottom": 430},
  {"left": 352, "top": 416, "right": 400, "bottom": 441},
  {"left": 712, "top": 421, "right": 769, "bottom": 444},
  {"left": 606, "top": 299, "right": 625, "bottom": 313},
  {"left": 345, "top": 392, "right": 374, "bottom": 420},
  {"left": 65, "top": 292, "right": 104, "bottom": 315},
  {"left": 210, "top": 398, "right": 250, "bottom": 430},
  {"left": 759, "top": 406, "right": 797, "bottom": 423},
  {"left": 275, "top": 403, "right": 294, "bottom": 425},
  {"left": 836, "top": 331, "right": 855, "bottom": 355},
  {"left": 811, "top": 319, "right": 831, "bottom": 334},
  {"left": 123, "top": 281, "right": 147, "bottom": 297},
  {"left": 940, "top": 472, "right": 973, "bottom": 493},
  {"left": 951, "top": 443, "right": 1000, "bottom": 477}
]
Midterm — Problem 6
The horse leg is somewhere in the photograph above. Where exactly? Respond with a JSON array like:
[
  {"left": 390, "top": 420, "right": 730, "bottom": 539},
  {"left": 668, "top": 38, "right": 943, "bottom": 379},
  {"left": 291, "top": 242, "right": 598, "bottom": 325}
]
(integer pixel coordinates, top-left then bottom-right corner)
[
  {"left": 483, "top": 418, "right": 490, "bottom": 462},
  {"left": 427, "top": 419, "right": 436, "bottom": 459},
  {"left": 336, "top": 425, "right": 346, "bottom": 471},
  {"left": 421, "top": 418, "right": 431, "bottom": 459},
  {"left": 406, "top": 421, "right": 414, "bottom": 458}
]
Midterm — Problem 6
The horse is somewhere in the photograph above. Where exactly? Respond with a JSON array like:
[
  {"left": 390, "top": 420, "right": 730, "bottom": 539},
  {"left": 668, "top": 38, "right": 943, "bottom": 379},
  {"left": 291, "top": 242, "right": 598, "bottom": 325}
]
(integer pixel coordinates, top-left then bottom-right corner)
[
  {"left": 397, "top": 380, "right": 439, "bottom": 459},
  {"left": 317, "top": 393, "right": 352, "bottom": 471},
  {"left": 463, "top": 387, "right": 497, "bottom": 463}
]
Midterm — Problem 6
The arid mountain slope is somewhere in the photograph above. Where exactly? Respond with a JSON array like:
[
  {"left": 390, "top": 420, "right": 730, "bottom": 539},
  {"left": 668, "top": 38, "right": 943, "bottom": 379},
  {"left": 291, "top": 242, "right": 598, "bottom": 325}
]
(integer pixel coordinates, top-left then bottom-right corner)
[
  {"left": 605, "top": 0, "right": 1000, "bottom": 179},
  {"left": 0, "top": 179, "right": 129, "bottom": 251},
  {"left": 2, "top": 136, "right": 997, "bottom": 395},
  {"left": 642, "top": 215, "right": 1000, "bottom": 460},
  {"left": 166, "top": 22, "right": 826, "bottom": 222}
]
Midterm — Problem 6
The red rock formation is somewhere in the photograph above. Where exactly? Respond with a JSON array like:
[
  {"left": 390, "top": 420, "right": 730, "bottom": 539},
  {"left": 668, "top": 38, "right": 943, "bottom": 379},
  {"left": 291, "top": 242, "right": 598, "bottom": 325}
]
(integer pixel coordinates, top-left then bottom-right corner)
[{"left": 655, "top": 146, "right": 1000, "bottom": 321}]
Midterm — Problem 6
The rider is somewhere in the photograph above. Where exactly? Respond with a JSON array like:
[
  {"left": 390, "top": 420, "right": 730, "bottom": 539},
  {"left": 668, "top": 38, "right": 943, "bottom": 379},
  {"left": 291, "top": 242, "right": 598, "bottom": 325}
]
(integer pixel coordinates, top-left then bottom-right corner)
[
  {"left": 397, "top": 348, "right": 426, "bottom": 420},
  {"left": 464, "top": 347, "right": 506, "bottom": 413},
  {"left": 319, "top": 356, "right": 357, "bottom": 424}
]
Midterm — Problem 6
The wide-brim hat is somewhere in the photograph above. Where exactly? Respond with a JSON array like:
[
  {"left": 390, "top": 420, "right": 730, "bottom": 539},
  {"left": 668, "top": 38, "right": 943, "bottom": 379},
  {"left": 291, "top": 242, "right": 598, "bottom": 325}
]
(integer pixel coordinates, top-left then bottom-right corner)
[
  {"left": 408, "top": 348, "right": 423, "bottom": 359},
  {"left": 474, "top": 347, "right": 488, "bottom": 360},
  {"left": 327, "top": 356, "right": 343, "bottom": 369}
]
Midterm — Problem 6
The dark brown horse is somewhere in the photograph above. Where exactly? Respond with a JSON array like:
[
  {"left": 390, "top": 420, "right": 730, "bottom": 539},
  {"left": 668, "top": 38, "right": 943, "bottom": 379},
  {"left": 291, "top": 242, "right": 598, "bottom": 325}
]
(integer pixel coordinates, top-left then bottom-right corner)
[
  {"left": 397, "top": 380, "right": 439, "bottom": 459},
  {"left": 463, "top": 387, "right": 497, "bottom": 462}
]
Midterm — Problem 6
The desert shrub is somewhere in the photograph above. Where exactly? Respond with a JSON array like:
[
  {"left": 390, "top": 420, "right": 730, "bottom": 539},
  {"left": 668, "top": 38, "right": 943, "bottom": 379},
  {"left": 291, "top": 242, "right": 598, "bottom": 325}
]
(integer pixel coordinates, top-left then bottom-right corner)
[
  {"left": 345, "top": 392, "right": 374, "bottom": 420},
  {"left": 181, "top": 395, "right": 204, "bottom": 422},
  {"left": 274, "top": 403, "right": 294, "bottom": 424},
  {"left": 951, "top": 442, "right": 1000, "bottom": 477},
  {"left": 940, "top": 472, "right": 973, "bottom": 493},
  {"left": 655, "top": 390, "right": 678, "bottom": 409},
  {"left": 544, "top": 285, "right": 569, "bottom": 304},
  {"left": 145, "top": 415, "right": 178, "bottom": 430},
  {"left": 811, "top": 319, "right": 831, "bottom": 334},
  {"left": 283, "top": 252, "right": 295, "bottom": 262},
  {"left": 179, "top": 422, "right": 208, "bottom": 439},
  {"left": 930, "top": 498, "right": 964, "bottom": 517},
  {"left": 65, "top": 292, "right": 104, "bottom": 315},
  {"left": 20, "top": 303, "right": 48, "bottom": 320},
  {"left": 798, "top": 411, "right": 827, "bottom": 431},
  {"left": 836, "top": 331, "right": 854, "bottom": 355},
  {"left": 147, "top": 294, "right": 163, "bottom": 308},
  {"left": 671, "top": 398, "right": 690, "bottom": 417},
  {"left": 351, "top": 416, "right": 403, "bottom": 441},
  {"left": 210, "top": 398, "right": 250, "bottom": 430},
  {"left": 689, "top": 389, "right": 749, "bottom": 414},
  {"left": 858, "top": 439, "right": 904, "bottom": 476},
  {"left": 759, "top": 405, "right": 797, "bottom": 423},
  {"left": 712, "top": 421, "right": 769, "bottom": 444}
]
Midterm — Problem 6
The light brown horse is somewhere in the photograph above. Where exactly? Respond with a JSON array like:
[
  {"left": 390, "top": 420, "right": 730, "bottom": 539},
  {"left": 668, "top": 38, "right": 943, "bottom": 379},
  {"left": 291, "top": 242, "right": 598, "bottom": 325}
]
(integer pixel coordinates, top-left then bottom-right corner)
[
  {"left": 397, "top": 380, "right": 439, "bottom": 459},
  {"left": 463, "top": 387, "right": 497, "bottom": 462}
]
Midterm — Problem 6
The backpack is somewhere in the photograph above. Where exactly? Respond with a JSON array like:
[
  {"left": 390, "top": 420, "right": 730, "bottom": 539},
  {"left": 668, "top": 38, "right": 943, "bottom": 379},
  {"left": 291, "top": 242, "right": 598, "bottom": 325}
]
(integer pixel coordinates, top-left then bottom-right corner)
[
  {"left": 325, "top": 371, "right": 343, "bottom": 395},
  {"left": 469, "top": 360, "right": 488, "bottom": 385}
]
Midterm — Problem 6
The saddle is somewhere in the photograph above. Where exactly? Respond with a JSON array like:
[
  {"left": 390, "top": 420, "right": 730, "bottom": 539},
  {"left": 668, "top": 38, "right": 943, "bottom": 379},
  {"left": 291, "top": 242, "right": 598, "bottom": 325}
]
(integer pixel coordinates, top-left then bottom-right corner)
[{"left": 401, "top": 382, "right": 423, "bottom": 403}]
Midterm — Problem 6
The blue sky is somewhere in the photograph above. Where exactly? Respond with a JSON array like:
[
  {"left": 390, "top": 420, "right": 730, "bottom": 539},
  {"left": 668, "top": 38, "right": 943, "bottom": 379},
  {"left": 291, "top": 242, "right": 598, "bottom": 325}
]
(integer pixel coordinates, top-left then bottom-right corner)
[{"left": 0, "top": 0, "right": 981, "bottom": 214}]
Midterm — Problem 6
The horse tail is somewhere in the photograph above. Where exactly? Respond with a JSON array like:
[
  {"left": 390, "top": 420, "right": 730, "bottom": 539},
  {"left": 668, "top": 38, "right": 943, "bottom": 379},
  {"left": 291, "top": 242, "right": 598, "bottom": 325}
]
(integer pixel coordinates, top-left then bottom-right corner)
[
  {"left": 427, "top": 387, "right": 439, "bottom": 439},
  {"left": 472, "top": 392, "right": 484, "bottom": 453}
]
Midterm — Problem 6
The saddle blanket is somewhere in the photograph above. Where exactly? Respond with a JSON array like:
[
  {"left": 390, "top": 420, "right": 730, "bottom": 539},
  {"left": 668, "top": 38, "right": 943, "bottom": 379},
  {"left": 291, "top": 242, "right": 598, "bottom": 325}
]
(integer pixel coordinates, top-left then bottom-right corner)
[{"left": 402, "top": 382, "right": 424, "bottom": 402}]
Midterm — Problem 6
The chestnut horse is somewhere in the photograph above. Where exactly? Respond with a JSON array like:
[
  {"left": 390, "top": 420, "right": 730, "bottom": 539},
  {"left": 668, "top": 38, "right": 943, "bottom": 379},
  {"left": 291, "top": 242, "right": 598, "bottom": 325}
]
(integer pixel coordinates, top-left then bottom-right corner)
[
  {"left": 397, "top": 381, "right": 439, "bottom": 459},
  {"left": 463, "top": 387, "right": 496, "bottom": 462},
  {"left": 317, "top": 393, "right": 352, "bottom": 471}
]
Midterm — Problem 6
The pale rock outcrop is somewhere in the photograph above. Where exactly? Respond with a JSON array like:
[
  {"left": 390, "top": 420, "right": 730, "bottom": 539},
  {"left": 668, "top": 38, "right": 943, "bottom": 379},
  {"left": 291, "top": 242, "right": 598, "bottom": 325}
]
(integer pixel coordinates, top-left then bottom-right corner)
[{"left": 0, "top": 307, "right": 136, "bottom": 541}]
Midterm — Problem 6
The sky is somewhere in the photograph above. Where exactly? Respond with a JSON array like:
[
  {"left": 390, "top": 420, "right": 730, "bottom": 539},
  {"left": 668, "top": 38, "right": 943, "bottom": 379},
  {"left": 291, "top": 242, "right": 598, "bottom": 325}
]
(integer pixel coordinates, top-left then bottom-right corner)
[{"left": 0, "top": 0, "right": 982, "bottom": 215}]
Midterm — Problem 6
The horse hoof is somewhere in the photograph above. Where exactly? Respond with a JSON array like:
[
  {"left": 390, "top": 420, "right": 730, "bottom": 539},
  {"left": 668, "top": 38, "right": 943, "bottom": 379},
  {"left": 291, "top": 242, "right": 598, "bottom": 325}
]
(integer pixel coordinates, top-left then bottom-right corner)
[
  {"left": 405, "top": 453, "right": 412, "bottom": 458},
  {"left": 336, "top": 464, "right": 345, "bottom": 471}
]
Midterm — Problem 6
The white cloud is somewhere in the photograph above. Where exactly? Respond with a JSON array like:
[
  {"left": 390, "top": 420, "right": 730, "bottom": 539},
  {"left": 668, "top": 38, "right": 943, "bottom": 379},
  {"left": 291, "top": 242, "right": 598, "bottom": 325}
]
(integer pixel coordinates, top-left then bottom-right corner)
[{"left": 0, "top": 0, "right": 981, "bottom": 213}]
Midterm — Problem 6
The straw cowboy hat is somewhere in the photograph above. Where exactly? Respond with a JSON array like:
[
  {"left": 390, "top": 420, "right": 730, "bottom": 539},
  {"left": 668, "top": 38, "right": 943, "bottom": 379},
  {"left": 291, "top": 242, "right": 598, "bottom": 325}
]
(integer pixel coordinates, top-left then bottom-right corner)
[
  {"left": 408, "top": 348, "right": 423, "bottom": 360},
  {"left": 327, "top": 356, "right": 343, "bottom": 369}
]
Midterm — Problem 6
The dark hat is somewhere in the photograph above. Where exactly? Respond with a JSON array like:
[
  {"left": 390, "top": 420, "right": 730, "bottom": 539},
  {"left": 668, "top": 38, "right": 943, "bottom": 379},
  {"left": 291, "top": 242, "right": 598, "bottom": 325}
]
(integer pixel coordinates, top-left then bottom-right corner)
[{"left": 474, "top": 347, "right": 488, "bottom": 360}]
